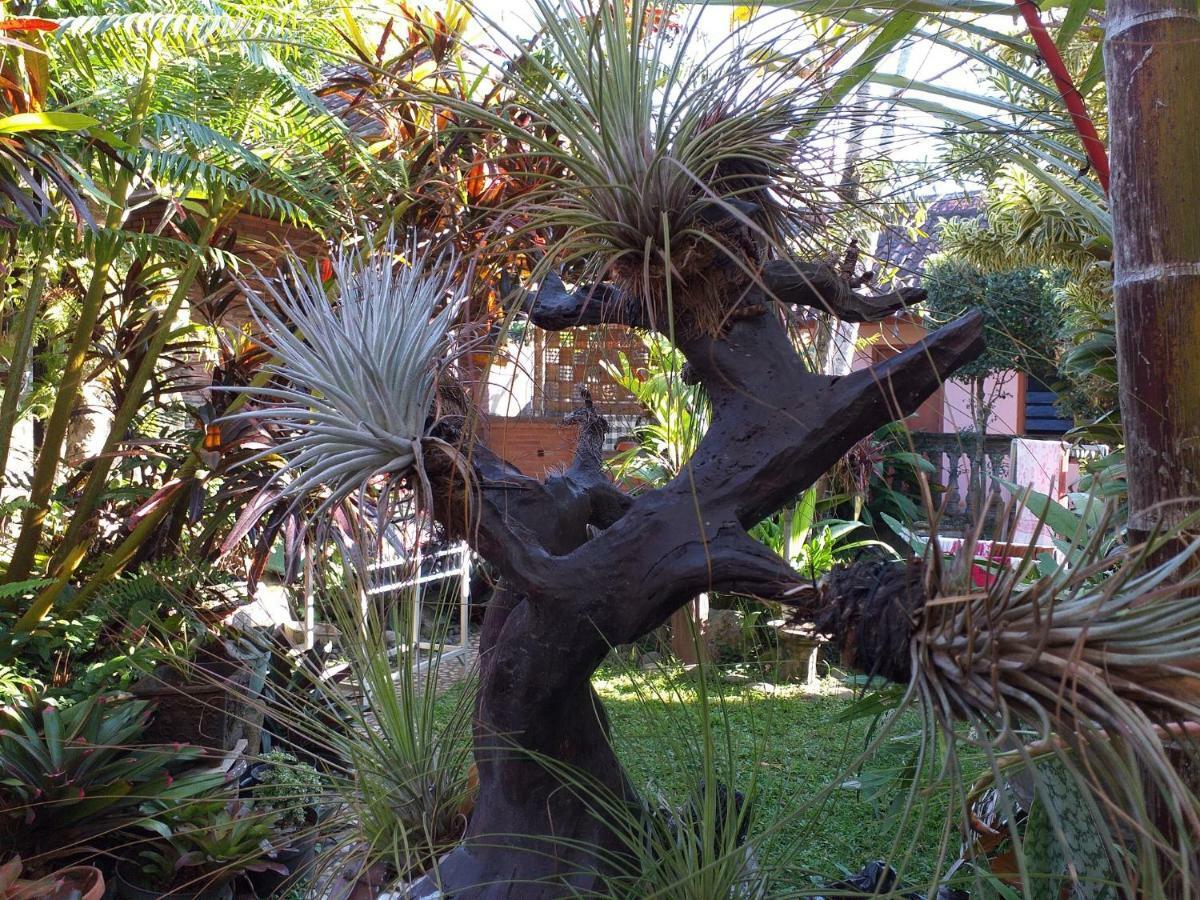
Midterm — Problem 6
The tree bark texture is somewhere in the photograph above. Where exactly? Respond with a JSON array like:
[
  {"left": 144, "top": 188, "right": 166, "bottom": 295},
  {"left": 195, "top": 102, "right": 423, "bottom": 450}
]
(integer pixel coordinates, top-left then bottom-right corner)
[
  {"left": 411, "top": 264, "right": 984, "bottom": 897},
  {"left": 1105, "top": 0, "right": 1200, "bottom": 536},
  {"left": 1106, "top": 4, "right": 1200, "bottom": 893}
]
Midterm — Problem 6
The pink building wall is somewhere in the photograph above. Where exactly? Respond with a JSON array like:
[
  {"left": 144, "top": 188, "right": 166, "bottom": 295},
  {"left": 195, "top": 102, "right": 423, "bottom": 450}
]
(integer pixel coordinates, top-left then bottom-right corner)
[
  {"left": 848, "top": 344, "right": 1022, "bottom": 435},
  {"left": 941, "top": 372, "right": 1021, "bottom": 435}
]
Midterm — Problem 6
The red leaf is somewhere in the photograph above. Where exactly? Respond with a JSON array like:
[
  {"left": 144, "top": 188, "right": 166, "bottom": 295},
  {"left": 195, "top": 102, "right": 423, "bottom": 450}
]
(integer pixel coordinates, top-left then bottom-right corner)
[
  {"left": 218, "top": 487, "right": 283, "bottom": 557},
  {"left": 0, "top": 18, "right": 59, "bottom": 32},
  {"left": 128, "top": 479, "right": 185, "bottom": 527}
]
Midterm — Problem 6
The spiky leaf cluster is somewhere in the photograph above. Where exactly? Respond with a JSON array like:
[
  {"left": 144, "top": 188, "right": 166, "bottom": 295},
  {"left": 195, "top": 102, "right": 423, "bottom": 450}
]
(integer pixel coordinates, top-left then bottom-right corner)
[
  {"left": 493, "top": 0, "right": 824, "bottom": 322},
  {"left": 231, "top": 239, "right": 463, "bottom": 515}
]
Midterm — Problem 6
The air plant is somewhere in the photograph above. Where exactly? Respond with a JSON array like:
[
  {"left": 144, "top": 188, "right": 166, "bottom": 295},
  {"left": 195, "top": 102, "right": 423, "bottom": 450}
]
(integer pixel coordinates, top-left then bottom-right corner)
[
  {"left": 234, "top": 582, "right": 476, "bottom": 889},
  {"left": 481, "top": 0, "right": 826, "bottom": 333},
  {"left": 799, "top": 500, "right": 1200, "bottom": 897},
  {"left": 227, "top": 235, "right": 467, "bottom": 523}
]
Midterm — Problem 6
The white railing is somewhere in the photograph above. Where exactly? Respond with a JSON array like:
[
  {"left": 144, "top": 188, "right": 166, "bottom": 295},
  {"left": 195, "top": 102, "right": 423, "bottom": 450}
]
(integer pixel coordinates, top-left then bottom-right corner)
[{"left": 362, "top": 538, "right": 473, "bottom": 668}]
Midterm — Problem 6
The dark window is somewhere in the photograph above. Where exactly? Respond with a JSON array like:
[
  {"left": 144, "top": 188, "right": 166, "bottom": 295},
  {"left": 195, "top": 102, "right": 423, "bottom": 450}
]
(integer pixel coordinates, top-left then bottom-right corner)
[{"left": 1024, "top": 376, "right": 1072, "bottom": 435}]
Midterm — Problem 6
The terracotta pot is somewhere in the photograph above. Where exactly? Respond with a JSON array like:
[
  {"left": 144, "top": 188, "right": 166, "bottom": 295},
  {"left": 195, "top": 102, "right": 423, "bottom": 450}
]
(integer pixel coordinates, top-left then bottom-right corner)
[{"left": 5, "top": 865, "right": 105, "bottom": 900}]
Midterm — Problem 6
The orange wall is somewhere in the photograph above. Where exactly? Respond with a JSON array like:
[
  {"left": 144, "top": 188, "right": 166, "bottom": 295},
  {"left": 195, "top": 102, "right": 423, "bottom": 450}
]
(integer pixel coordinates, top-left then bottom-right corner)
[{"left": 484, "top": 418, "right": 579, "bottom": 478}]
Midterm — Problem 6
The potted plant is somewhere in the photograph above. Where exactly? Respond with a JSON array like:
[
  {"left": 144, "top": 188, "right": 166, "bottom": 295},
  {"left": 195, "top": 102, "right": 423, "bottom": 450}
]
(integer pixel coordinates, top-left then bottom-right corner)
[
  {"left": 116, "top": 799, "right": 285, "bottom": 900},
  {"left": 0, "top": 690, "right": 224, "bottom": 858},
  {"left": 242, "top": 750, "right": 325, "bottom": 894},
  {"left": 130, "top": 636, "right": 270, "bottom": 752},
  {"left": 0, "top": 856, "right": 104, "bottom": 900}
]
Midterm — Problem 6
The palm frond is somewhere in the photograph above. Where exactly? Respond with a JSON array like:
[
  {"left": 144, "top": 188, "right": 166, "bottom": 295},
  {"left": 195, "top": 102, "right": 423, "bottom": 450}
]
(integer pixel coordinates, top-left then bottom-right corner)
[
  {"left": 79, "top": 225, "right": 243, "bottom": 270},
  {"left": 146, "top": 113, "right": 269, "bottom": 171}
]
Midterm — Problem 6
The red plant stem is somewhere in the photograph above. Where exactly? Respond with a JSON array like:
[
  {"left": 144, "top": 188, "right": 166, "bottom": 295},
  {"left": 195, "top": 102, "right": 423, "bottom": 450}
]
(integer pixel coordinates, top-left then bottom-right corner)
[{"left": 1015, "top": 0, "right": 1111, "bottom": 193}]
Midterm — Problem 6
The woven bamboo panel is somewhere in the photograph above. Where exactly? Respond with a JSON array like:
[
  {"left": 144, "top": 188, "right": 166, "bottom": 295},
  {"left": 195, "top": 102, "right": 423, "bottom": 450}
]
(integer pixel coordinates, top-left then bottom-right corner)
[{"left": 536, "top": 326, "right": 649, "bottom": 416}]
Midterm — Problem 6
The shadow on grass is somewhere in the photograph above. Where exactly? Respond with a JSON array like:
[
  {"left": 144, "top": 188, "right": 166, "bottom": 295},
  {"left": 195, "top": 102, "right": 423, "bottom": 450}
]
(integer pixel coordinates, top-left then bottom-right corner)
[{"left": 591, "top": 663, "right": 960, "bottom": 892}]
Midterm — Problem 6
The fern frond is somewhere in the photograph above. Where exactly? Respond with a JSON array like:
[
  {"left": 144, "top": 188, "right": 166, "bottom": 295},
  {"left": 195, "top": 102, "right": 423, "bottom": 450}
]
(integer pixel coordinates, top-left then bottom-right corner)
[
  {"left": 51, "top": 13, "right": 273, "bottom": 77},
  {"left": 146, "top": 113, "right": 268, "bottom": 171},
  {"left": 84, "top": 226, "right": 244, "bottom": 270},
  {"left": 0, "top": 579, "right": 54, "bottom": 601},
  {"left": 132, "top": 147, "right": 314, "bottom": 225}
]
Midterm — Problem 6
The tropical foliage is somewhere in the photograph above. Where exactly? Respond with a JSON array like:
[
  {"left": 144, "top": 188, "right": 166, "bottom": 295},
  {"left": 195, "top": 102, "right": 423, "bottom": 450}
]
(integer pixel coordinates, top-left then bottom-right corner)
[{"left": 2, "top": 0, "right": 1198, "bottom": 896}]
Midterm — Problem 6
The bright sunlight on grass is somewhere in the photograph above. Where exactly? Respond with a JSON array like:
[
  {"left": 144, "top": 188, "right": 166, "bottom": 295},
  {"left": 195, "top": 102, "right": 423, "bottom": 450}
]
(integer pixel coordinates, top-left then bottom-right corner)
[{"left": 441, "top": 663, "right": 965, "bottom": 893}]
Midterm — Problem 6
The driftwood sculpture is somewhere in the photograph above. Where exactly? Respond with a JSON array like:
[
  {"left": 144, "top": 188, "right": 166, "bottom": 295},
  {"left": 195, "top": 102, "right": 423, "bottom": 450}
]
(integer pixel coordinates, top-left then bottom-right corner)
[
  {"left": 406, "top": 263, "right": 985, "bottom": 895},
  {"left": 235, "top": 0, "right": 1200, "bottom": 890}
]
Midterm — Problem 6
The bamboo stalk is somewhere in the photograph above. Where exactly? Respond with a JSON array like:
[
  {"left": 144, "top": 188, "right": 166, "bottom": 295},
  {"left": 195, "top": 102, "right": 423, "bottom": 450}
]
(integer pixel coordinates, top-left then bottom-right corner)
[
  {"left": 0, "top": 245, "right": 50, "bottom": 483},
  {"left": 4, "top": 49, "right": 162, "bottom": 583}
]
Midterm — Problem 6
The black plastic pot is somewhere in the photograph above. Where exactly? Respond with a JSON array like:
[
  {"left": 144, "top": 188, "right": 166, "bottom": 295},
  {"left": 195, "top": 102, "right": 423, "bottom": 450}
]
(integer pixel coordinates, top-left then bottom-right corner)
[
  {"left": 246, "top": 836, "right": 316, "bottom": 897},
  {"left": 239, "top": 761, "right": 273, "bottom": 792},
  {"left": 114, "top": 861, "right": 234, "bottom": 900}
]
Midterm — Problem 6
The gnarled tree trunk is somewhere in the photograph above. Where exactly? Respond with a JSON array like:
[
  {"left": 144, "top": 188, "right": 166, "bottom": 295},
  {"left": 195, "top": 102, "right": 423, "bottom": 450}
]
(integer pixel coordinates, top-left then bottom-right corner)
[{"left": 413, "top": 262, "right": 984, "bottom": 897}]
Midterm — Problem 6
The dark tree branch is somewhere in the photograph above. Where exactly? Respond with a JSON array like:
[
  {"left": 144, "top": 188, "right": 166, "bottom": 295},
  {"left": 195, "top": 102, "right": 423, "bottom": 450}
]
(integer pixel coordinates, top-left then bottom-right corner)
[
  {"left": 522, "top": 305, "right": 982, "bottom": 645},
  {"left": 669, "top": 305, "right": 984, "bottom": 528},
  {"left": 633, "top": 522, "right": 807, "bottom": 626},
  {"left": 522, "top": 258, "right": 921, "bottom": 333},
  {"left": 427, "top": 399, "right": 633, "bottom": 598},
  {"left": 562, "top": 387, "right": 607, "bottom": 478},
  {"left": 761, "top": 258, "right": 925, "bottom": 323},
  {"left": 425, "top": 441, "right": 559, "bottom": 596},
  {"left": 521, "top": 272, "right": 648, "bottom": 331}
]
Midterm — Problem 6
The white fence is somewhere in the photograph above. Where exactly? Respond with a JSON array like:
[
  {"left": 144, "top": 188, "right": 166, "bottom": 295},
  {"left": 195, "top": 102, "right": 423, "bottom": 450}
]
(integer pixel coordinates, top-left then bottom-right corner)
[{"left": 361, "top": 538, "right": 473, "bottom": 667}]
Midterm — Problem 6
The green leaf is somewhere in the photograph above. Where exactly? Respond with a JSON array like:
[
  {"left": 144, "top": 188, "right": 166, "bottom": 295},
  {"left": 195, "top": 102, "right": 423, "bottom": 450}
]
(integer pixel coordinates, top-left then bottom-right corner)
[
  {"left": 84, "top": 127, "right": 132, "bottom": 151},
  {"left": 791, "top": 487, "right": 817, "bottom": 548},
  {"left": 824, "top": 520, "right": 866, "bottom": 542},
  {"left": 996, "top": 478, "right": 1082, "bottom": 541},
  {"left": 1079, "top": 40, "right": 1106, "bottom": 95},
  {"left": 59, "top": 780, "right": 133, "bottom": 823},
  {"left": 816, "top": 10, "right": 921, "bottom": 132},
  {"left": 0, "top": 578, "right": 53, "bottom": 599},
  {"left": 834, "top": 683, "right": 906, "bottom": 722},
  {"left": 881, "top": 511, "right": 927, "bottom": 554},
  {"left": 0, "top": 111, "right": 99, "bottom": 134},
  {"left": 887, "top": 450, "right": 936, "bottom": 474},
  {"left": 42, "top": 704, "right": 63, "bottom": 770},
  {"left": 136, "top": 817, "right": 175, "bottom": 840},
  {"left": 1055, "top": 0, "right": 1095, "bottom": 50}
]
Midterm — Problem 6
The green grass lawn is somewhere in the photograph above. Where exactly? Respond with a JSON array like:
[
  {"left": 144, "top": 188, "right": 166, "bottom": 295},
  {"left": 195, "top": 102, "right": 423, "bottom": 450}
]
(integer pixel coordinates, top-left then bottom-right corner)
[
  {"left": 592, "top": 664, "right": 961, "bottom": 891},
  {"left": 439, "top": 662, "right": 967, "bottom": 893}
]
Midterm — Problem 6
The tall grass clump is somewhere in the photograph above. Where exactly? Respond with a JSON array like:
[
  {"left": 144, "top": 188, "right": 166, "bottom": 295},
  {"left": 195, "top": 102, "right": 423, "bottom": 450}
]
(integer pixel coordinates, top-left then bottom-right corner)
[{"left": 254, "top": 576, "right": 476, "bottom": 890}]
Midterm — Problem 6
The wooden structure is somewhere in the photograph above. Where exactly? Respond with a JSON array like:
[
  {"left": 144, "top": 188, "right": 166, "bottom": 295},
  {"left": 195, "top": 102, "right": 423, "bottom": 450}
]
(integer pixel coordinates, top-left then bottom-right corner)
[{"left": 533, "top": 326, "right": 648, "bottom": 417}]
